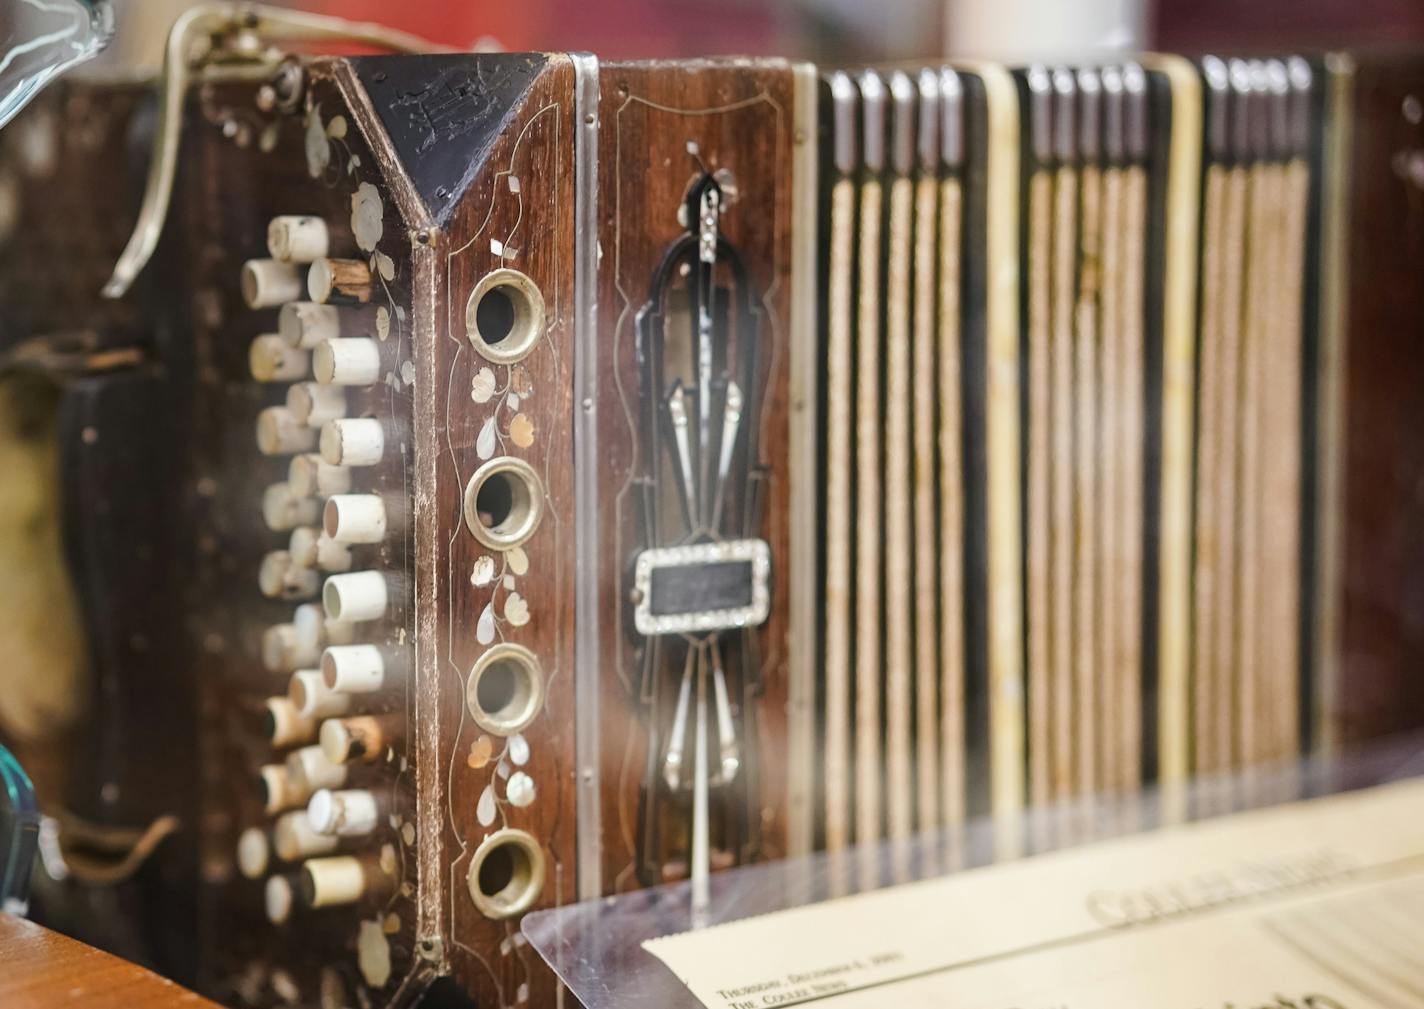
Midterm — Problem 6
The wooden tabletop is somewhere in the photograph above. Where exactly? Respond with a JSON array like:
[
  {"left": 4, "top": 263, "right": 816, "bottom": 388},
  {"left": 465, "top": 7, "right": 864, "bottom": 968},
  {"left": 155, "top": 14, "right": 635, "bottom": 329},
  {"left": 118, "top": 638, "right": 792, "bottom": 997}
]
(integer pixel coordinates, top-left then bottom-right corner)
[{"left": 0, "top": 914, "right": 223, "bottom": 1009}]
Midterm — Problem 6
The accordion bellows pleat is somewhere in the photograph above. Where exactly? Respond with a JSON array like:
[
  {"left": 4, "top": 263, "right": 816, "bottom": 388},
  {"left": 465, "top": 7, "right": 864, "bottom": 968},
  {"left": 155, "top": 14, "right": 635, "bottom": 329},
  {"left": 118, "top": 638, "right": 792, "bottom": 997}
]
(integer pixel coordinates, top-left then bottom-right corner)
[{"left": 804, "top": 55, "right": 1326, "bottom": 870}]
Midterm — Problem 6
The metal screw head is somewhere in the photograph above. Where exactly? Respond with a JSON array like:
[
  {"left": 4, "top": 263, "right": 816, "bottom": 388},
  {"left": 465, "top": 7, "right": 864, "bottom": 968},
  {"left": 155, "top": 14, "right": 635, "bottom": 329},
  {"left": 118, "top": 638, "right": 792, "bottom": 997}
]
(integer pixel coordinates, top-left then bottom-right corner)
[
  {"left": 269, "top": 60, "right": 305, "bottom": 113},
  {"left": 417, "top": 936, "right": 444, "bottom": 962}
]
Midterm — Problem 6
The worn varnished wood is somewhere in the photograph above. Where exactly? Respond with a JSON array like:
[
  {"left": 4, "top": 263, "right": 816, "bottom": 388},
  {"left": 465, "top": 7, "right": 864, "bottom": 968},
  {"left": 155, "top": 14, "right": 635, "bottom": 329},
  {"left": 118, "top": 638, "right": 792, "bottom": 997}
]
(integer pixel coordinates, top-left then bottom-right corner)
[
  {"left": 166, "top": 54, "right": 797, "bottom": 1009},
  {"left": 423, "top": 54, "right": 578, "bottom": 1009},
  {"left": 179, "top": 63, "right": 420, "bottom": 1006},
  {"left": 1336, "top": 54, "right": 1424, "bottom": 744},
  {"left": 0, "top": 914, "right": 222, "bottom": 1009},
  {"left": 593, "top": 61, "right": 795, "bottom": 891}
]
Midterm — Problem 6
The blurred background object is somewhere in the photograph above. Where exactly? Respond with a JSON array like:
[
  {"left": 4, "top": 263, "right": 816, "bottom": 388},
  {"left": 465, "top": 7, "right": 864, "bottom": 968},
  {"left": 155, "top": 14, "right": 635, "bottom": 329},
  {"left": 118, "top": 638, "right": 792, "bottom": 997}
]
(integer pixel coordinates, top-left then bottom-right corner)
[
  {"left": 0, "top": 0, "right": 113, "bottom": 129},
  {"left": 75, "top": 0, "right": 1424, "bottom": 77},
  {"left": 1156, "top": 0, "right": 1424, "bottom": 52},
  {"left": 945, "top": 0, "right": 1145, "bottom": 59},
  {"left": 0, "top": 742, "right": 39, "bottom": 915}
]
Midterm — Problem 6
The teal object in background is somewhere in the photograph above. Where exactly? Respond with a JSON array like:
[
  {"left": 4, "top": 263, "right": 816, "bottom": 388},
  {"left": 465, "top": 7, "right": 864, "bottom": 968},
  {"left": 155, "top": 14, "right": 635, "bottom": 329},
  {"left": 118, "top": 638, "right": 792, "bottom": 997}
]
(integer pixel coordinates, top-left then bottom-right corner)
[{"left": 0, "top": 743, "right": 39, "bottom": 915}]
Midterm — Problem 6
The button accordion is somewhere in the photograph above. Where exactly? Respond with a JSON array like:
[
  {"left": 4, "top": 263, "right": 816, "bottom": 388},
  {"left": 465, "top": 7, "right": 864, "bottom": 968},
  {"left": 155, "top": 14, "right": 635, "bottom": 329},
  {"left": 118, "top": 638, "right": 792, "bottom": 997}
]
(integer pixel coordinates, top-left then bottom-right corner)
[{"left": 2, "top": 6, "right": 1422, "bottom": 1008}]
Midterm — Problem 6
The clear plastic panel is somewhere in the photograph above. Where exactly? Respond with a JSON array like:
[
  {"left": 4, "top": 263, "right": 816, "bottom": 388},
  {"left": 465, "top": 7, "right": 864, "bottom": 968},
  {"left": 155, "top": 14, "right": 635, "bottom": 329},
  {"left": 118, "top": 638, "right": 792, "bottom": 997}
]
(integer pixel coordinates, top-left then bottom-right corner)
[
  {"left": 0, "top": 0, "right": 113, "bottom": 130},
  {"left": 522, "top": 734, "right": 1424, "bottom": 1009}
]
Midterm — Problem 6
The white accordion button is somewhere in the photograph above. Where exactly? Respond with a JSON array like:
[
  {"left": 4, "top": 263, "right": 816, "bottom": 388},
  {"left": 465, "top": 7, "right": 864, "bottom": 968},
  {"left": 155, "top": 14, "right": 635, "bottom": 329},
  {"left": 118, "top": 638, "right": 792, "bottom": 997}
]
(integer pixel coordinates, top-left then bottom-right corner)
[
  {"left": 293, "top": 601, "right": 353, "bottom": 657},
  {"left": 289, "top": 669, "right": 353, "bottom": 720},
  {"left": 324, "top": 494, "right": 387, "bottom": 544},
  {"left": 263, "top": 696, "right": 316, "bottom": 747},
  {"left": 308, "top": 257, "right": 372, "bottom": 305},
  {"left": 301, "top": 855, "right": 371, "bottom": 908},
  {"left": 257, "top": 406, "right": 317, "bottom": 456},
  {"left": 313, "top": 337, "right": 381, "bottom": 386},
  {"left": 272, "top": 810, "right": 340, "bottom": 861},
  {"left": 259, "top": 763, "right": 310, "bottom": 815},
  {"left": 320, "top": 418, "right": 384, "bottom": 467},
  {"left": 264, "top": 875, "right": 295, "bottom": 924},
  {"left": 322, "top": 570, "right": 388, "bottom": 623},
  {"left": 288, "top": 453, "right": 351, "bottom": 498},
  {"left": 286, "top": 382, "right": 347, "bottom": 428},
  {"left": 321, "top": 644, "right": 386, "bottom": 694},
  {"left": 236, "top": 827, "right": 269, "bottom": 880},
  {"left": 241, "top": 258, "right": 303, "bottom": 309},
  {"left": 262, "top": 482, "right": 320, "bottom": 532},
  {"left": 249, "top": 334, "right": 309, "bottom": 382},
  {"left": 259, "top": 550, "right": 319, "bottom": 600},
  {"left": 262, "top": 624, "right": 302, "bottom": 674},
  {"left": 285, "top": 744, "right": 348, "bottom": 794},
  {"left": 279, "top": 302, "right": 342, "bottom": 348},
  {"left": 289, "top": 526, "right": 353, "bottom": 573},
  {"left": 307, "top": 788, "right": 379, "bottom": 837},
  {"left": 320, "top": 715, "right": 394, "bottom": 765},
  {"left": 267, "top": 215, "right": 329, "bottom": 263}
]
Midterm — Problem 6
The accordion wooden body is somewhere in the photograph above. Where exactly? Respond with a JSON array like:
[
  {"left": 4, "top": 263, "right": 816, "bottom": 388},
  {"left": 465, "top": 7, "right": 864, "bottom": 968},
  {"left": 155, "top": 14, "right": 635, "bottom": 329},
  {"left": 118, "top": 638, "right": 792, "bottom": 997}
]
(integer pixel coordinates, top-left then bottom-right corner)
[{"left": 3, "top": 13, "right": 1424, "bottom": 1007}]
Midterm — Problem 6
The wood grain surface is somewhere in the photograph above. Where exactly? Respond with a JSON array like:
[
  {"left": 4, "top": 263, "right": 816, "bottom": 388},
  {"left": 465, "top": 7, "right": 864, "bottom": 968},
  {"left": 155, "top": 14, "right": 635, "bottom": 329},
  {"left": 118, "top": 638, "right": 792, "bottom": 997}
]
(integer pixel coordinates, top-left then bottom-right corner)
[
  {"left": 592, "top": 60, "right": 796, "bottom": 892},
  {"left": 176, "top": 62, "right": 422, "bottom": 1006},
  {"left": 423, "top": 54, "right": 578, "bottom": 1009},
  {"left": 1337, "top": 54, "right": 1424, "bottom": 744},
  {"left": 0, "top": 914, "right": 222, "bottom": 1009}
]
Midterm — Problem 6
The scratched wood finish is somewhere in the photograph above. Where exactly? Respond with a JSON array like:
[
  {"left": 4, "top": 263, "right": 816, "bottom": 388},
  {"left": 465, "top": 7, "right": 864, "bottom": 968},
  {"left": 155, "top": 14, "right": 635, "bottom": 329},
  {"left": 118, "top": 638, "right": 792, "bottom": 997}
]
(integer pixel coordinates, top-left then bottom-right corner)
[
  {"left": 178, "top": 65, "right": 420, "bottom": 1006},
  {"left": 422, "top": 55, "right": 579, "bottom": 1009},
  {"left": 593, "top": 61, "right": 796, "bottom": 891},
  {"left": 0, "top": 914, "right": 223, "bottom": 1009}
]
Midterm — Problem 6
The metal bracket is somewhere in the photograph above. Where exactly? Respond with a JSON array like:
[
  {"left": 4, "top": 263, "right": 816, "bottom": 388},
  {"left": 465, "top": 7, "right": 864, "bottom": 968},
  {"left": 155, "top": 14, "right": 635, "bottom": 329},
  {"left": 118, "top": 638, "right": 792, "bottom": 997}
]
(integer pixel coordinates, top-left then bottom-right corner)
[{"left": 102, "top": 3, "right": 439, "bottom": 299}]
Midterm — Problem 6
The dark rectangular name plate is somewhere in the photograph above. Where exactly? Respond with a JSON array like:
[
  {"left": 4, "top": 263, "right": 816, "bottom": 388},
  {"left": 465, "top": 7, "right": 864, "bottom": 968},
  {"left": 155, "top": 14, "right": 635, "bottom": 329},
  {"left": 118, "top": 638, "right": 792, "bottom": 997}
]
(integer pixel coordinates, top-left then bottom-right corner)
[
  {"left": 633, "top": 539, "right": 771, "bottom": 636},
  {"left": 650, "top": 560, "right": 754, "bottom": 616}
]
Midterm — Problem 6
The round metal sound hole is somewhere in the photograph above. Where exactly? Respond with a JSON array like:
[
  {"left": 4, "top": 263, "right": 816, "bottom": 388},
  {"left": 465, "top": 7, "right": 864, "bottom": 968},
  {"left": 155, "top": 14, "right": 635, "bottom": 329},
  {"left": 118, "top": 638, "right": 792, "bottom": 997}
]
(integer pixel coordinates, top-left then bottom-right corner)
[
  {"left": 466, "top": 829, "right": 545, "bottom": 919},
  {"left": 466, "top": 643, "right": 544, "bottom": 736},
  {"left": 465, "top": 268, "right": 546, "bottom": 364},
  {"left": 463, "top": 456, "right": 544, "bottom": 550}
]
